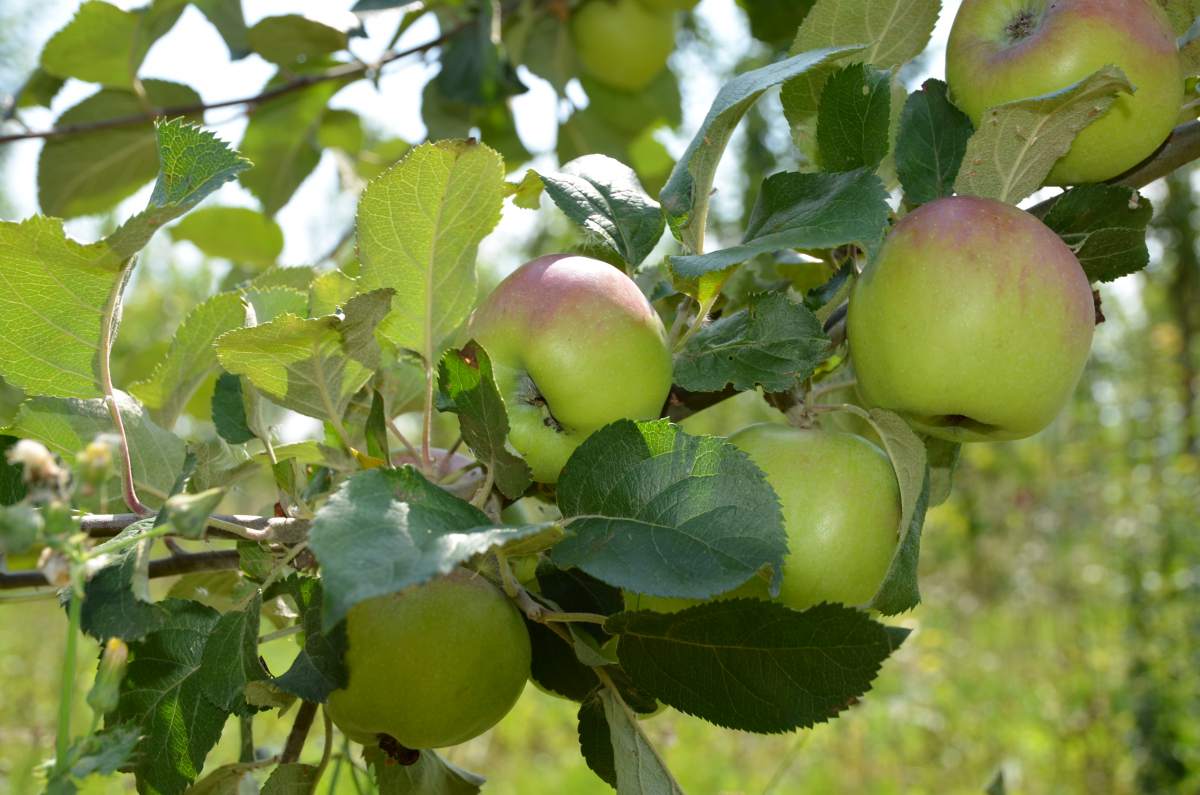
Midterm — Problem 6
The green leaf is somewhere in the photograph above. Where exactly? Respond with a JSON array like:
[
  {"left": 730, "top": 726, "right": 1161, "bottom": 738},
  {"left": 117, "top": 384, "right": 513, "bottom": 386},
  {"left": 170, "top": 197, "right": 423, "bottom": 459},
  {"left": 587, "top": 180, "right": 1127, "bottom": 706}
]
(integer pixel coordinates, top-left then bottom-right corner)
[
  {"left": 741, "top": 0, "right": 819, "bottom": 47},
  {"left": 308, "top": 467, "right": 546, "bottom": 628},
  {"left": 673, "top": 292, "right": 831, "bottom": 393},
  {"left": 577, "top": 695, "right": 617, "bottom": 788},
  {"left": 0, "top": 437, "right": 28, "bottom": 506},
  {"left": 129, "top": 292, "right": 247, "bottom": 427},
  {"left": 1157, "top": 0, "right": 1200, "bottom": 35},
  {"left": 1032, "top": 184, "right": 1153, "bottom": 284},
  {"left": 527, "top": 619, "right": 600, "bottom": 701},
  {"left": 262, "top": 764, "right": 323, "bottom": 794},
  {"left": 318, "top": 109, "right": 365, "bottom": 154},
  {"left": 669, "top": 168, "right": 889, "bottom": 280},
  {"left": 115, "top": 599, "right": 229, "bottom": 795},
  {"left": 435, "top": 0, "right": 526, "bottom": 106},
  {"left": 358, "top": 140, "right": 505, "bottom": 364},
  {"left": 211, "top": 373, "right": 255, "bottom": 445},
  {"left": 660, "top": 45, "right": 858, "bottom": 254},
  {"left": 534, "top": 154, "right": 664, "bottom": 268},
  {"left": 215, "top": 290, "right": 393, "bottom": 427},
  {"left": 39, "top": 0, "right": 184, "bottom": 88},
  {"left": 248, "top": 14, "right": 349, "bottom": 66},
  {"left": 579, "top": 70, "right": 683, "bottom": 136},
  {"left": 193, "top": 0, "right": 251, "bottom": 59},
  {"left": 240, "top": 77, "right": 344, "bottom": 215},
  {"left": 0, "top": 216, "right": 121, "bottom": 398},
  {"left": 436, "top": 343, "right": 532, "bottom": 500},
  {"left": 895, "top": 78, "right": 974, "bottom": 207},
  {"left": 598, "top": 687, "right": 685, "bottom": 793},
  {"left": 13, "top": 68, "right": 64, "bottom": 109},
  {"left": 171, "top": 207, "right": 284, "bottom": 267},
  {"left": 66, "top": 725, "right": 141, "bottom": 781},
  {"left": 780, "top": 0, "right": 941, "bottom": 157},
  {"left": 186, "top": 762, "right": 260, "bottom": 794},
  {"left": 37, "top": 80, "right": 201, "bottom": 219},
  {"left": 608, "top": 600, "right": 906, "bottom": 732},
  {"left": 1183, "top": 25, "right": 1200, "bottom": 76},
  {"left": 924, "top": 435, "right": 961, "bottom": 508},
  {"left": 79, "top": 519, "right": 167, "bottom": 641},
  {"left": 816, "top": 63, "right": 892, "bottom": 172},
  {"left": 551, "top": 419, "right": 787, "bottom": 600},
  {"left": 266, "top": 576, "right": 349, "bottom": 702},
  {"left": 864, "top": 408, "right": 929, "bottom": 615},
  {"left": 953, "top": 67, "right": 1133, "bottom": 204},
  {"left": 366, "top": 746, "right": 485, "bottom": 794},
  {"left": 307, "top": 270, "right": 360, "bottom": 317},
  {"left": 197, "top": 595, "right": 267, "bottom": 713},
  {"left": 7, "top": 391, "right": 186, "bottom": 507}
]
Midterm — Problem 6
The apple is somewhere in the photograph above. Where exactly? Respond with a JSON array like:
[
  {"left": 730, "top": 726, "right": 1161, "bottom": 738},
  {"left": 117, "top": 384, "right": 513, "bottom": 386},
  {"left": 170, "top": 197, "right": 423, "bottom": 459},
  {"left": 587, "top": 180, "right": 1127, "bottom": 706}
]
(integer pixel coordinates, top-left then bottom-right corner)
[
  {"left": 326, "top": 568, "right": 530, "bottom": 749},
  {"left": 728, "top": 424, "right": 900, "bottom": 610},
  {"left": 848, "top": 195, "right": 1095, "bottom": 442},
  {"left": 639, "top": 0, "right": 699, "bottom": 11},
  {"left": 571, "top": 0, "right": 676, "bottom": 92},
  {"left": 946, "top": 0, "right": 1183, "bottom": 185},
  {"left": 467, "top": 254, "right": 673, "bottom": 483}
]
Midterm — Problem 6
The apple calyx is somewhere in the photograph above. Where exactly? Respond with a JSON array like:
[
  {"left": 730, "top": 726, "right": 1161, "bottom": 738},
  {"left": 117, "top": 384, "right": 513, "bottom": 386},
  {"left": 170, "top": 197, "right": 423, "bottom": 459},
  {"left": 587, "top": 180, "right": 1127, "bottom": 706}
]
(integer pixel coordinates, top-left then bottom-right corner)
[
  {"left": 1005, "top": 8, "right": 1041, "bottom": 43},
  {"left": 378, "top": 734, "right": 420, "bottom": 765}
]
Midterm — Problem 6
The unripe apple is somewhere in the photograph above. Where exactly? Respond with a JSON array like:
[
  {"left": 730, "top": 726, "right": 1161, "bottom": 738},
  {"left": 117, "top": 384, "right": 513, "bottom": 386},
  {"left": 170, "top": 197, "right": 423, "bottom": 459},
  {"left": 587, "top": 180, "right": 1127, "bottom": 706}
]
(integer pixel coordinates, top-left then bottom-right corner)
[
  {"left": 326, "top": 569, "right": 530, "bottom": 749},
  {"left": 571, "top": 0, "right": 676, "bottom": 92},
  {"left": 946, "top": 0, "right": 1183, "bottom": 185},
  {"left": 728, "top": 425, "right": 900, "bottom": 610},
  {"left": 467, "top": 255, "right": 673, "bottom": 483},
  {"left": 848, "top": 195, "right": 1095, "bottom": 442}
]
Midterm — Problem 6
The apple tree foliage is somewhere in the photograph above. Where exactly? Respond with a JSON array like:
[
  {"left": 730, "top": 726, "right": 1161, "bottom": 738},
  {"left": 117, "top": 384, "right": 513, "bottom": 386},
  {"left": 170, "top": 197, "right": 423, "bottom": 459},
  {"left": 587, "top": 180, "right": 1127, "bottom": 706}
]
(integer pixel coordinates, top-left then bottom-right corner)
[{"left": 0, "top": 0, "right": 1193, "bottom": 792}]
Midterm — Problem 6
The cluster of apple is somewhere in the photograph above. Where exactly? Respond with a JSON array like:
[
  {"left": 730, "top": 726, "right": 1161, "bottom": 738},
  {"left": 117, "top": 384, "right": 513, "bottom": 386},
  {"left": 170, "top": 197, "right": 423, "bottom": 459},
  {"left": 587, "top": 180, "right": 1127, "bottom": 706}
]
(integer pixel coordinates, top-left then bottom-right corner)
[
  {"left": 321, "top": 0, "right": 1184, "bottom": 759},
  {"left": 571, "top": 0, "right": 697, "bottom": 92}
]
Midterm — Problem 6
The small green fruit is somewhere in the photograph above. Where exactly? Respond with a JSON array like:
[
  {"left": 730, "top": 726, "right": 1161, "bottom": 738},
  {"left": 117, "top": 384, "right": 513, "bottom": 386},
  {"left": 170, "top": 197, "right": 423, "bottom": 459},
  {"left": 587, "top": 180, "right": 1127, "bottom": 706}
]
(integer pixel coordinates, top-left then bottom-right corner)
[
  {"left": 729, "top": 425, "right": 900, "bottom": 610},
  {"left": 327, "top": 569, "right": 530, "bottom": 749},
  {"left": 571, "top": 0, "right": 676, "bottom": 92}
]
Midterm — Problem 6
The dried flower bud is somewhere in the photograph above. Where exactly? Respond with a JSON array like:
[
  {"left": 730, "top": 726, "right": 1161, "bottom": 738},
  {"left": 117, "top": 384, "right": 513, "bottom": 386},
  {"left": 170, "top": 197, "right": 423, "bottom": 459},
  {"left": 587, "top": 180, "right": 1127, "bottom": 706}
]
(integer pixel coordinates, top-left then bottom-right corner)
[
  {"left": 37, "top": 547, "right": 71, "bottom": 588},
  {"left": 76, "top": 437, "right": 116, "bottom": 484},
  {"left": 7, "top": 440, "right": 63, "bottom": 487}
]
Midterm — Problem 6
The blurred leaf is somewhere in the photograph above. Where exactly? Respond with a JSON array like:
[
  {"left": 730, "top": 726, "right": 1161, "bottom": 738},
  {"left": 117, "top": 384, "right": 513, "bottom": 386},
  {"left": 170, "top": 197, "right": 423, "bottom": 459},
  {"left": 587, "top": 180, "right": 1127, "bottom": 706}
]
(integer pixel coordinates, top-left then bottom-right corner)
[
  {"left": 241, "top": 77, "right": 344, "bottom": 215},
  {"left": 358, "top": 140, "right": 504, "bottom": 365},
  {"left": 308, "top": 467, "right": 543, "bottom": 628},
  {"left": 38, "top": 80, "right": 201, "bottom": 219},
  {"left": 114, "top": 599, "right": 229, "bottom": 794},
  {"left": 157, "top": 487, "right": 224, "bottom": 540},
  {"left": 1033, "top": 184, "right": 1153, "bottom": 284},
  {"left": 65, "top": 725, "right": 141, "bottom": 781},
  {"left": 130, "top": 292, "right": 246, "bottom": 427},
  {"left": 436, "top": 343, "right": 532, "bottom": 500},
  {"left": 171, "top": 207, "right": 284, "bottom": 267},
  {"left": 186, "top": 762, "right": 259, "bottom": 794},
  {"left": 318, "top": 109, "right": 364, "bottom": 154},
  {"left": 266, "top": 576, "right": 349, "bottom": 702},
  {"left": 661, "top": 46, "right": 858, "bottom": 255},
  {"left": 781, "top": 0, "right": 940, "bottom": 157},
  {"left": 8, "top": 391, "right": 186, "bottom": 507},
  {"left": 215, "top": 290, "right": 392, "bottom": 427},
  {"left": 738, "top": 0, "right": 817, "bottom": 47},
  {"left": 577, "top": 694, "right": 617, "bottom": 788},
  {"left": 262, "top": 764, "right": 322, "bottom": 794},
  {"left": 598, "top": 687, "right": 684, "bottom": 793},
  {"left": 551, "top": 419, "right": 787, "bottom": 600},
  {"left": 365, "top": 745, "right": 485, "bottom": 793},
  {"left": 669, "top": 168, "right": 888, "bottom": 287},
  {"left": 674, "top": 292, "right": 831, "bottom": 393},
  {"left": 355, "top": 137, "right": 411, "bottom": 181},
  {"left": 248, "top": 14, "right": 349, "bottom": 66},
  {"left": 0, "top": 437, "right": 27, "bottom": 506},
  {"left": 816, "top": 63, "right": 892, "bottom": 172},
  {"left": 435, "top": 0, "right": 526, "bottom": 106},
  {"left": 895, "top": 78, "right": 973, "bottom": 207},
  {"left": 527, "top": 619, "right": 600, "bottom": 701},
  {"left": 535, "top": 154, "right": 664, "bottom": 268},
  {"left": 1156, "top": 0, "right": 1200, "bottom": 35},
  {"left": 865, "top": 408, "right": 929, "bottom": 615},
  {"left": 608, "top": 600, "right": 906, "bottom": 732},
  {"left": 13, "top": 68, "right": 64, "bottom": 109},
  {"left": 580, "top": 70, "right": 682, "bottom": 135},
  {"left": 954, "top": 67, "right": 1132, "bottom": 204},
  {"left": 39, "top": 0, "right": 185, "bottom": 88},
  {"left": 505, "top": 11, "right": 574, "bottom": 92},
  {"left": 924, "top": 435, "right": 961, "bottom": 507},
  {"left": 193, "top": 0, "right": 251, "bottom": 59}
]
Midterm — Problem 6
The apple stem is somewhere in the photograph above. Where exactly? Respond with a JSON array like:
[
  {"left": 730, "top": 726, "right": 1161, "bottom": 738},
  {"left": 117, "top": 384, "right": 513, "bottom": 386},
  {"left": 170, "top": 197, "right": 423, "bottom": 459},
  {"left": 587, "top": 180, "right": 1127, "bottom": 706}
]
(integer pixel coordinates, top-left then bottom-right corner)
[
  {"left": 421, "top": 363, "right": 435, "bottom": 473},
  {"left": 385, "top": 418, "right": 420, "bottom": 461}
]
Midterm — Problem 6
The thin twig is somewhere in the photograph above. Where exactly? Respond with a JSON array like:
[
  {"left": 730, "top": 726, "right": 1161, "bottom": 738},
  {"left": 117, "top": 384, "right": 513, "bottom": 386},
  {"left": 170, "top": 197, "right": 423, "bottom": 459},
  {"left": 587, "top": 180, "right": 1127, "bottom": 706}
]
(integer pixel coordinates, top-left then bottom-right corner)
[
  {"left": 281, "top": 701, "right": 318, "bottom": 764},
  {"left": 0, "top": 549, "right": 239, "bottom": 591},
  {"left": 0, "top": 24, "right": 468, "bottom": 145},
  {"left": 78, "top": 512, "right": 309, "bottom": 543}
]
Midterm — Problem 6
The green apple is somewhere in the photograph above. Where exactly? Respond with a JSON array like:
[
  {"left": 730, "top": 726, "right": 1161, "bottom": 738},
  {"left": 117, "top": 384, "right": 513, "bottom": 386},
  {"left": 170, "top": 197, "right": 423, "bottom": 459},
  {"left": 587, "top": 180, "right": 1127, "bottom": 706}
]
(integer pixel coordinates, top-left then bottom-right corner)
[
  {"left": 468, "top": 254, "right": 673, "bottom": 483},
  {"left": 946, "top": 0, "right": 1183, "bottom": 185},
  {"left": 326, "top": 568, "right": 530, "bottom": 749},
  {"left": 728, "top": 425, "right": 900, "bottom": 610},
  {"left": 848, "top": 195, "right": 1095, "bottom": 442},
  {"left": 639, "top": 0, "right": 699, "bottom": 11},
  {"left": 571, "top": 0, "right": 676, "bottom": 92}
]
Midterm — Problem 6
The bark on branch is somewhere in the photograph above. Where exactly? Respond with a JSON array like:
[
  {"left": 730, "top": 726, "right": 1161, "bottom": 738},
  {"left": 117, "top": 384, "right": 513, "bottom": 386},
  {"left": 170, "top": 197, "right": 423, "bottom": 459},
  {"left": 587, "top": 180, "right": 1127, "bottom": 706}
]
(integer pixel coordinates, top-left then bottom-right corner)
[{"left": 0, "top": 549, "right": 239, "bottom": 591}]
